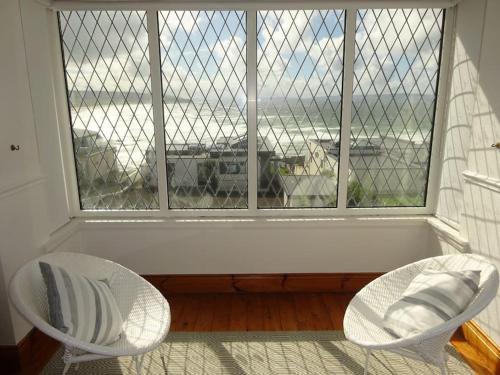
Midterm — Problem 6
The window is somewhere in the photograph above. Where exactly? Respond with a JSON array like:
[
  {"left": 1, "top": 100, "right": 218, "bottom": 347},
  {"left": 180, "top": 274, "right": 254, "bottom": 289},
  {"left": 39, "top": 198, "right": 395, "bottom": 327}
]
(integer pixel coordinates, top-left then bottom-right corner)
[
  {"left": 58, "top": 7, "right": 446, "bottom": 215},
  {"left": 220, "top": 162, "right": 243, "bottom": 175},
  {"left": 348, "top": 9, "right": 444, "bottom": 208},
  {"left": 59, "top": 10, "right": 158, "bottom": 210},
  {"left": 257, "top": 10, "right": 345, "bottom": 208},
  {"left": 159, "top": 11, "right": 247, "bottom": 209}
]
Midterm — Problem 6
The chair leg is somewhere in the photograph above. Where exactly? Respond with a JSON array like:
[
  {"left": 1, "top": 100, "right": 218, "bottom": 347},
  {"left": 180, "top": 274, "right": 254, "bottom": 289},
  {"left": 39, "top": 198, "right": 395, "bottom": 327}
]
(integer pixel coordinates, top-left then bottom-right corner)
[
  {"left": 62, "top": 362, "right": 71, "bottom": 375},
  {"left": 134, "top": 355, "right": 142, "bottom": 375},
  {"left": 438, "top": 352, "right": 449, "bottom": 375},
  {"left": 62, "top": 347, "right": 73, "bottom": 375},
  {"left": 438, "top": 361, "right": 447, "bottom": 375},
  {"left": 364, "top": 349, "right": 371, "bottom": 375}
]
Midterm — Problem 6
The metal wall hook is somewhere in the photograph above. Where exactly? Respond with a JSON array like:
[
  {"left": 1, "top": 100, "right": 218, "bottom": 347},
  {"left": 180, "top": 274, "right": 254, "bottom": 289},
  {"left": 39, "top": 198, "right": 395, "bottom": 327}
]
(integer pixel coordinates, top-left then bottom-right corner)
[{"left": 491, "top": 142, "right": 500, "bottom": 149}]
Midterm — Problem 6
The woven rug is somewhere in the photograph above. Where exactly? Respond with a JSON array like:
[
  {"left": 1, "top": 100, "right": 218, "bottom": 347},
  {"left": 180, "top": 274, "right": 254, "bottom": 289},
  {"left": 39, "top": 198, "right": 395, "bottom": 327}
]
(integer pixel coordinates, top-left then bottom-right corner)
[{"left": 42, "top": 331, "right": 472, "bottom": 374}]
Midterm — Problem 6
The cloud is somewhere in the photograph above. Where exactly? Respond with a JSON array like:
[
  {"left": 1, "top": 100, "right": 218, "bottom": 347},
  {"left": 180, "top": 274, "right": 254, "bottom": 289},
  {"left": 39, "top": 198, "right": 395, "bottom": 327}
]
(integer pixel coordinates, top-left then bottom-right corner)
[
  {"left": 61, "top": 8, "right": 443, "bottom": 112},
  {"left": 257, "top": 10, "right": 344, "bottom": 100},
  {"left": 159, "top": 11, "right": 246, "bottom": 105},
  {"left": 159, "top": 11, "right": 206, "bottom": 43},
  {"left": 354, "top": 9, "right": 443, "bottom": 97},
  {"left": 61, "top": 10, "right": 151, "bottom": 93}
]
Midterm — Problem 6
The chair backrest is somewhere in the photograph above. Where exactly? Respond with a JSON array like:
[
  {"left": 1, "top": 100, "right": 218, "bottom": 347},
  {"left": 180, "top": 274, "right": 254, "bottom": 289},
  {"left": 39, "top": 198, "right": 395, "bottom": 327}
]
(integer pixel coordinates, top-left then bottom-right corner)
[
  {"left": 344, "top": 254, "right": 499, "bottom": 349},
  {"left": 360, "top": 254, "right": 498, "bottom": 314},
  {"left": 419, "top": 254, "right": 499, "bottom": 325},
  {"left": 9, "top": 253, "right": 122, "bottom": 338},
  {"left": 9, "top": 252, "right": 169, "bottom": 347}
]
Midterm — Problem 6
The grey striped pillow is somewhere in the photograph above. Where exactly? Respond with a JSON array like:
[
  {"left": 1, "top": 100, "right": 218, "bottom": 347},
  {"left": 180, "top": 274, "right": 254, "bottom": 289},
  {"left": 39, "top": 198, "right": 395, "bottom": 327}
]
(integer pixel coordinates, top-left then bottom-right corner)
[
  {"left": 383, "top": 269, "right": 480, "bottom": 338},
  {"left": 39, "top": 262, "right": 123, "bottom": 345}
]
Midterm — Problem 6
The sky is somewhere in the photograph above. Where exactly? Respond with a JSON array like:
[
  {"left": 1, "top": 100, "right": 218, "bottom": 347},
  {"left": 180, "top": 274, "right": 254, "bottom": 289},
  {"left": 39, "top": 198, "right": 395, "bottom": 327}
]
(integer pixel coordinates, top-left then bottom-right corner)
[
  {"left": 354, "top": 8, "right": 443, "bottom": 98},
  {"left": 60, "top": 8, "right": 444, "bottom": 105}
]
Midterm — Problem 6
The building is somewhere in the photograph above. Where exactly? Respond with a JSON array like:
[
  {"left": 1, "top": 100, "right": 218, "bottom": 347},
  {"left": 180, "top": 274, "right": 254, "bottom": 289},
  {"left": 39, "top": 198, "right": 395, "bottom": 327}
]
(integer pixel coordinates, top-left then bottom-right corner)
[
  {"left": 149, "top": 135, "right": 277, "bottom": 194},
  {"left": 280, "top": 174, "right": 337, "bottom": 207},
  {"left": 307, "top": 136, "right": 429, "bottom": 196}
]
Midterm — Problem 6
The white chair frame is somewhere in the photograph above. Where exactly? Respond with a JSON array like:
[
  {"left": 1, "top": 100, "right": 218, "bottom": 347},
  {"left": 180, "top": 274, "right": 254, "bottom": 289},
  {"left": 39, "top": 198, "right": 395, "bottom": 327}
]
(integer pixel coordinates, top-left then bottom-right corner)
[
  {"left": 9, "top": 252, "right": 171, "bottom": 374},
  {"left": 343, "top": 254, "right": 499, "bottom": 375}
]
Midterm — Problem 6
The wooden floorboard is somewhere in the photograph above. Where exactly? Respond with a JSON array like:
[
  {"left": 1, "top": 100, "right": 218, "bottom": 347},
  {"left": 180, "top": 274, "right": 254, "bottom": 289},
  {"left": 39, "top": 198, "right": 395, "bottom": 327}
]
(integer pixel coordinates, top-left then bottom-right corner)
[{"left": 168, "top": 292, "right": 353, "bottom": 332}]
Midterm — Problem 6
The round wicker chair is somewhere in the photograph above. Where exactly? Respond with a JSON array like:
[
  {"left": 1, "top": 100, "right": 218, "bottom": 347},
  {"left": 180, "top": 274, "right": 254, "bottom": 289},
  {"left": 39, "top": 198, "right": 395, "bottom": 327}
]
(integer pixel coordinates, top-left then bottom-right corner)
[
  {"left": 343, "top": 254, "right": 498, "bottom": 375},
  {"left": 9, "top": 252, "right": 171, "bottom": 374}
]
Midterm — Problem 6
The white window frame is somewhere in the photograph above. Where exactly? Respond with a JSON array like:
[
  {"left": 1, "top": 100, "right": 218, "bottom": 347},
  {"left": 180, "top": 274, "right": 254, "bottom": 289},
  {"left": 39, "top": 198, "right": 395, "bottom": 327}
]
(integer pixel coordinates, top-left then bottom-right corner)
[{"left": 49, "top": 2, "right": 456, "bottom": 218}]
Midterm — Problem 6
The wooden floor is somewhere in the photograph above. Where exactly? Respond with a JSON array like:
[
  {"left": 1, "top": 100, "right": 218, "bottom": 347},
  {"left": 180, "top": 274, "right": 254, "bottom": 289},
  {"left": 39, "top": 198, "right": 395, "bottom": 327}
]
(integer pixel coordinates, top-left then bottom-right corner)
[
  {"left": 168, "top": 292, "right": 354, "bottom": 332},
  {"left": 168, "top": 292, "right": 496, "bottom": 375}
]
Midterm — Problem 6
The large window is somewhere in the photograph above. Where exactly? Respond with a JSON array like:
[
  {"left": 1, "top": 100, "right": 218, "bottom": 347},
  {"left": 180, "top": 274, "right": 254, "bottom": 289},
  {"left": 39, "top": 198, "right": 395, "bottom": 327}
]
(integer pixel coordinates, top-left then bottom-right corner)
[
  {"left": 159, "top": 11, "right": 247, "bottom": 209},
  {"left": 58, "top": 7, "right": 446, "bottom": 214},
  {"left": 257, "top": 10, "right": 344, "bottom": 208},
  {"left": 348, "top": 9, "right": 444, "bottom": 208},
  {"left": 59, "top": 10, "right": 157, "bottom": 210}
]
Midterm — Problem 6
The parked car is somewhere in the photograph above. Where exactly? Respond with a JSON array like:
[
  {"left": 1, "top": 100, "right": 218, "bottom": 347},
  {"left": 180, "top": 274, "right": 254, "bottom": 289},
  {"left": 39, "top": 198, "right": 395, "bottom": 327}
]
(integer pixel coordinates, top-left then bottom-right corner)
[{"left": 73, "top": 128, "right": 118, "bottom": 185}]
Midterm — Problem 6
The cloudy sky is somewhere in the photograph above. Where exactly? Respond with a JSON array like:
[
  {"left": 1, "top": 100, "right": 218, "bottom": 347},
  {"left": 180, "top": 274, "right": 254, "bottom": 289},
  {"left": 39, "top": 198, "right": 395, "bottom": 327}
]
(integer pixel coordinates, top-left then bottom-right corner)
[
  {"left": 60, "top": 8, "right": 443, "bottom": 106},
  {"left": 354, "top": 8, "right": 443, "bottom": 98}
]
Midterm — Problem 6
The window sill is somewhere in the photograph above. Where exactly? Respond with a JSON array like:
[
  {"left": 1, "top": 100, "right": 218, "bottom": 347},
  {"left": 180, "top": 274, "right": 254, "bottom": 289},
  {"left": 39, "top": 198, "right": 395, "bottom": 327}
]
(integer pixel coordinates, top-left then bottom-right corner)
[{"left": 73, "top": 214, "right": 432, "bottom": 229}]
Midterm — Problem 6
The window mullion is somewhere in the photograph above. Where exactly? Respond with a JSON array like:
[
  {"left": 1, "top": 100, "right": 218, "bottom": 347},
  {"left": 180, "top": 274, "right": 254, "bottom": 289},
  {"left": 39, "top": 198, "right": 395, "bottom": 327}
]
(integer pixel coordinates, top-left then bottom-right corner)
[
  {"left": 147, "top": 10, "right": 169, "bottom": 214},
  {"left": 337, "top": 9, "right": 357, "bottom": 213},
  {"left": 247, "top": 10, "right": 258, "bottom": 214},
  {"left": 51, "top": 11, "right": 81, "bottom": 216},
  {"left": 425, "top": 8, "right": 454, "bottom": 213}
]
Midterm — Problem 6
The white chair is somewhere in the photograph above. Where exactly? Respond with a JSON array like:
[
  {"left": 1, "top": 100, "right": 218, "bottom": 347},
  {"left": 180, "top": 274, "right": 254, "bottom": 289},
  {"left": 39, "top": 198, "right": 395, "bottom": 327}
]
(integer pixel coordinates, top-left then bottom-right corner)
[
  {"left": 343, "top": 254, "right": 498, "bottom": 375},
  {"left": 9, "top": 252, "right": 171, "bottom": 374}
]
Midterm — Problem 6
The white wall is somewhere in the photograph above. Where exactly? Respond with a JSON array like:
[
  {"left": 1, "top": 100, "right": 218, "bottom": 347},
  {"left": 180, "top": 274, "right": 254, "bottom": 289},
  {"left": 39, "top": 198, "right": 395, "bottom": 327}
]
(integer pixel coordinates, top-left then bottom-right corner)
[
  {"left": 435, "top": 0, "right": 484, "bottom": 226},
  {"left": 0, "top": 0, "right": 41, "bottom": 193},
  {"left": 435, "top": 0, "right": 500, "bottom": 344},
  {"left": 0, "top": 0, "right": 70, "bottom": 345},
  {"left": 0, "top": 0, "right": 45, "bottom": 345},
  {"left": 76, "top": 218, "right": 433, "bottom": 274},
  {"left": 20, "top": 0, "right": 71, "bottom": 234}
]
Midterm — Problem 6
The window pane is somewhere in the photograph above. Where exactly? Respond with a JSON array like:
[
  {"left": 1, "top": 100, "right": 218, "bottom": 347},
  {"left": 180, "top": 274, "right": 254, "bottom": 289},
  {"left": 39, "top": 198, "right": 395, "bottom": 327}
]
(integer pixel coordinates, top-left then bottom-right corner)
[
  {"left": 159, "top": 11, "right": 247, "bottom": 209},
  {"left": 348, "top": 9, "right": 444, "bottom": 208},
  {"left": 59, "top": 11, "right": 158, "bottom": 210},
  {"left": 257, "top": 10, "right": 344, "bottom": 208}
]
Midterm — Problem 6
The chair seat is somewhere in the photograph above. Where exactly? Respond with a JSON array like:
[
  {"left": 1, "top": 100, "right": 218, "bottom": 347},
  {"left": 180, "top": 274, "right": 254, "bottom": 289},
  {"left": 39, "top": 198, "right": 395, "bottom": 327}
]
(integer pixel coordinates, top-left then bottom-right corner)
[
  {"left": 344, "top": 296, "right": 401, "bottom": 348},
  {"left": 344, "top": 254, "right": 499, "bottom": 352},
  {"left": 9, "top": 252, "right": 171, "bottom": 359}
]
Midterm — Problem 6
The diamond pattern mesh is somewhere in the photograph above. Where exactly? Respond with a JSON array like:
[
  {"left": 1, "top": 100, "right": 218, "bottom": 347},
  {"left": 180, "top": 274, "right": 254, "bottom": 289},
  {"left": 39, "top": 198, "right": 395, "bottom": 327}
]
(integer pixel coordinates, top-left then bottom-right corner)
[
  {"left": 348, "top": 9, "right": 444, "bottom": 208},
  {"left": 159, "top": 11, "right": 247, "bottom": 209},
  {"left": 257, "top": 10, "right": 344, "bottom": 208},
  {"left": 59, "top": 11, "right": 158, "bottom": 210}
]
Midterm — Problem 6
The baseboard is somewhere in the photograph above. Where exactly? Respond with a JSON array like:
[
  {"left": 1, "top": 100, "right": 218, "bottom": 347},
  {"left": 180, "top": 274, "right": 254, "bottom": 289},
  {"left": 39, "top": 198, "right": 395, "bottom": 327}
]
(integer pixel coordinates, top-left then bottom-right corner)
[
  {"left": 142, "top": 272, "right": 384, "bottom": 294},
  {"left": 0, "top": 345, "right": 21, "bottom": 374},
  {"left": 0, "top": 328, "right": 60, "bottom": 375},
  {"left": 452, "top": 321, "right": 500, "bottom": 375}
]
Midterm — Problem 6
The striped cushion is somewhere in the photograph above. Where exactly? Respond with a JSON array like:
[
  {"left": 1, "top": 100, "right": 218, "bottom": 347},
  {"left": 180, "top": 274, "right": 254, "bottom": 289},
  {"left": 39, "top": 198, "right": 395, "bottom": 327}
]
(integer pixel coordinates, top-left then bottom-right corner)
[
  {"left": 39, "top": 262, "right": 123, "bottom": 345},
  {"left": 383, "top": 269, "right": 480, "bottom": 338}
]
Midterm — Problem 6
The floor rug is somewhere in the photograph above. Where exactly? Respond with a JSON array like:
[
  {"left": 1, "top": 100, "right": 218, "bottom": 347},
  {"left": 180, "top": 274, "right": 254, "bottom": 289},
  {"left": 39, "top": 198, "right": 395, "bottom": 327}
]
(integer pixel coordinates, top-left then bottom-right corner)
[{"left": 42, "top": 331, "right": 472, "bottom": 374}]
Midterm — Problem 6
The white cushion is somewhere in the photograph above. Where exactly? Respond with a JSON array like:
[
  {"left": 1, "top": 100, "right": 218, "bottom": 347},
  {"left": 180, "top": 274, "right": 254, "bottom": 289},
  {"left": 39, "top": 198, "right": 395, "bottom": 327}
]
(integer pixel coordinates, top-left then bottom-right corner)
[
  {"left": 39, "top": 262, "right": 123, "bottom": 345},
  {"left": 383, "top": 269, "right": 480, "bottom": 338}
]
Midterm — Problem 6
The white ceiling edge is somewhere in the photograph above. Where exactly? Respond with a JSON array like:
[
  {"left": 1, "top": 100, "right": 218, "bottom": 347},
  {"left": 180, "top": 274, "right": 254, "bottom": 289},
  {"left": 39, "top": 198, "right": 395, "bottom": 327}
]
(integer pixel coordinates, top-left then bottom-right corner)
[{"left": 44, "top": 0, "right": 460, "bottom": 11}]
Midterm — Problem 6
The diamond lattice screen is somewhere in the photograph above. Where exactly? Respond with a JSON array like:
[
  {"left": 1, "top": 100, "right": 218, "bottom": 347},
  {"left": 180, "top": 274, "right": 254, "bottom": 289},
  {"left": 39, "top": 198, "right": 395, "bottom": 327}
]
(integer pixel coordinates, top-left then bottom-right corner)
[
  {"left": 257, "top": 10, "right": 344, "bottom": 208},
  {"left": 348, "top": 9, "right": 444, "bottom": 208},
  {"left": 59, "top": 11, "right": 158, "bottom": 210},
  {"left": 159, "top": 11, "right": 247, "bottom": 209}
]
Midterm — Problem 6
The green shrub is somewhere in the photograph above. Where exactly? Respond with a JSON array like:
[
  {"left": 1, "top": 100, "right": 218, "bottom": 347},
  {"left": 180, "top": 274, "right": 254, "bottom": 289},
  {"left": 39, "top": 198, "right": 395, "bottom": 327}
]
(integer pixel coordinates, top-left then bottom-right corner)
[{"left": 347, "top": 180, "right": 377, "bottom": 206}]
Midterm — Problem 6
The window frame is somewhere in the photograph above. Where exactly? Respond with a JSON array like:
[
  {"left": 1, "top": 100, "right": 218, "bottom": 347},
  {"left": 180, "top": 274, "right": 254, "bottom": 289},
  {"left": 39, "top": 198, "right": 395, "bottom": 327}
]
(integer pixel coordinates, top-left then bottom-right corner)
[{"left": 50, "top": 3, "right": 456, "bottom": 218}]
